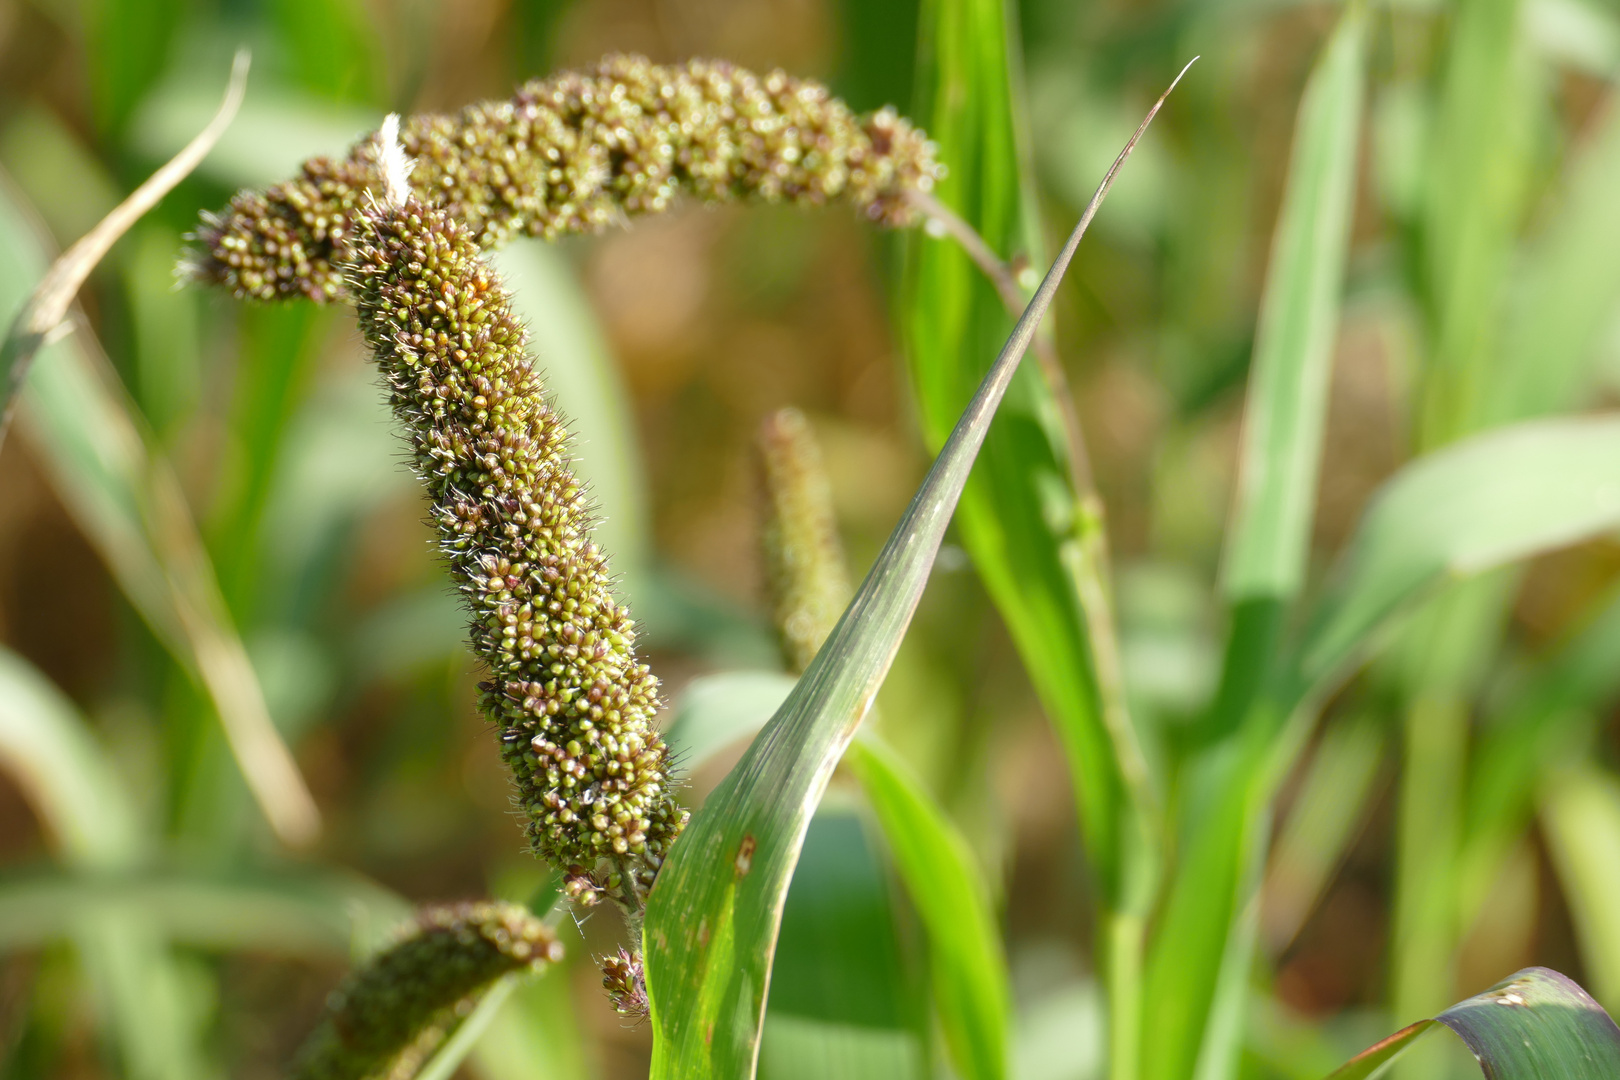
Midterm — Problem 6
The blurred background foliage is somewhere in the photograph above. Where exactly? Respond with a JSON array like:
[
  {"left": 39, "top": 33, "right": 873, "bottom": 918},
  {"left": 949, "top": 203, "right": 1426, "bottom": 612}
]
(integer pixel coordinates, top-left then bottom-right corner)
[{"left": 1, "top": 0, "right": 1619, "bottom": 1078}]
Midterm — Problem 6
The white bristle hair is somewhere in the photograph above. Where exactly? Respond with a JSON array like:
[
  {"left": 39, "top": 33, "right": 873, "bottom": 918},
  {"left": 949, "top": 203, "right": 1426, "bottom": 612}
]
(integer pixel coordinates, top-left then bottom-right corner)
[{"left": 377, "top": 113, "right": 413, "bottom": 208}]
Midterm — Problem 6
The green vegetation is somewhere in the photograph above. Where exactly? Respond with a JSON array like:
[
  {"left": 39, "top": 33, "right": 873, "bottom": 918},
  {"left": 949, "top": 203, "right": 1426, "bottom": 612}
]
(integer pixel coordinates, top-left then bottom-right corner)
[{"left": 4, "top": 1, "right": 1620, "bottom": 1079}]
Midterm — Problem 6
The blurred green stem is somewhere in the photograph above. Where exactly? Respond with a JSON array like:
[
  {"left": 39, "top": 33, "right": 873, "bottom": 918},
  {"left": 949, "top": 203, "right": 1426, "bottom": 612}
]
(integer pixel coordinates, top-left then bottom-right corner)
[
  {"left": 1390, "top": 576, "right": 1512, "bottom": 1080},
  {"left": 1392, "top": 690, "right": 1466, "bottom": 1077},
  {"left": 1106, "top": 910, "right": 1144, "bottom": 1080}
]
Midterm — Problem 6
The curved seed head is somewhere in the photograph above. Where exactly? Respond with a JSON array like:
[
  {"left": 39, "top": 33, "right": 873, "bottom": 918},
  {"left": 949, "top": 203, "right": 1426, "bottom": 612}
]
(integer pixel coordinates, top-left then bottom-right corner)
[
  {"left": 187, "top": 54, "right": 939, "bottom": 302},
  {"left": 343, "top": 188, "right": 686, "bottom": 898}
]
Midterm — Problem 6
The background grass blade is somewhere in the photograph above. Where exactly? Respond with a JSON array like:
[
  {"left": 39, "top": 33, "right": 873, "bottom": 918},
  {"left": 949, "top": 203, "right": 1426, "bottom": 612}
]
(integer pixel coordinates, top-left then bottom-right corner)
[
  {"left": 1327, "top": 968, "right": 1620, "bottom": 1079},
  {"left": 1457, "top": 581, "right": 1620, "bottom": 937},
  {"left": 0, "top": 866, "right": 410, "bottom": 956},
  {"left": 0, "top": 50, "right": 246, "bottom": 447},
  {"left": 1539, "top": 768, "right": 1620, "bottom": 1010},
  {"left": 644, "top": 172, "right": 1114, "bottom": 1078},
  {"left": 1416, "top": 0, "right": 1535, "bottom": 446},
  {"left": 0, "top": 170, "right": 320, "bottom": 847},
  {"left": 846, "top": 736, "right": 1010, "bottom": 1080},
  {"left": 0, "top": 646, "right": 141, "bottom": 866},
  {"left": 1295, "top": 415, "right": 1620, "bottom": 696},
  {"left": 1143, "top": 14, "right": 1366, "bottom": 1079},
  {"left": 1487, "top": 88, "right": 1620, "bottom": 424},
  {"left": 1261, "top": 710, "right": 1385, "bottom": 956},
  {"left": 903, "top": 0, "right": 1151, "bottom": 918},
  {"left": 1211, "top": 2, "right": 1365, "bottom": 736},
  {"left": 0, "top": 646, "right": 208, "bottom": 1080}
]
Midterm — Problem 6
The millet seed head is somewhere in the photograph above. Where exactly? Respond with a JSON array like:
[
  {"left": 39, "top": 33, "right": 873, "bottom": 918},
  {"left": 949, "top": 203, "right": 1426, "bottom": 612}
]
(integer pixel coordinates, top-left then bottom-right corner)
[
  {"left": 291, "top": 901, "right": 561, "bottom": 1080},
  {"left": 188, "top": 54, "right": 940, "bottom": 301},
  {"left": 343, "top": 191, "right": 686, "bottom": 897}
]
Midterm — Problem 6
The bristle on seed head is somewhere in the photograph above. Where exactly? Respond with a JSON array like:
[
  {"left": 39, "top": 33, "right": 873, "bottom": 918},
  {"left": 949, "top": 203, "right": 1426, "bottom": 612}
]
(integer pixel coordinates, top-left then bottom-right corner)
[{"left": 376, "top": 113, "right": 412, "bottom": 209}]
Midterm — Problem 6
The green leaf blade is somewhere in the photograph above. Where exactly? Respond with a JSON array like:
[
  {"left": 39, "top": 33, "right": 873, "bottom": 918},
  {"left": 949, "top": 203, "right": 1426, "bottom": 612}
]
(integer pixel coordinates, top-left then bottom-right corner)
[
  {"left": 1222, "top": 1, "right": 1367, "bottom": 605},
  {"left": 1328, "top": 969, "right": 1620, "bottom": 1079},
  {"left": 846, "top": 737, "right": 1010, "bottom": 1080},
  {"left": 644, "top": 147, "right": 1116, "bottom": 1076},
  {"left": 1145, "top": 10, "right": 1368, "bottom": 1078},
  {"left": 904, "top": 0, "right": 1144, "bottom": 918},
  {"left": 1298, "top": 415, "right": 1620, "bottom": 696}
]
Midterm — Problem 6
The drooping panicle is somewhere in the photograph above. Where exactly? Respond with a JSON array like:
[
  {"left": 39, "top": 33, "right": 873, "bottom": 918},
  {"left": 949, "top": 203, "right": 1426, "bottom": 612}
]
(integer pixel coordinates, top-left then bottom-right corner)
[
  {"left": 342, "top": 187, "right": 686, "bottom": 901},
  {"left": 189, "top": 54, "right": 940, "bottom": 301},
  {"left": 292, "top": 902, "right": 560, "bottom": 1080}
]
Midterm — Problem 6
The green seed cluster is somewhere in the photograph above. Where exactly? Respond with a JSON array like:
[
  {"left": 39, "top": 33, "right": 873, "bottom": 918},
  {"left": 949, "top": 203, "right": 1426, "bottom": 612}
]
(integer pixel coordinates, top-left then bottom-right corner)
[
  {"left": 758, "top": 407, "right": 852, "bottom": 675},
  {"left": 345, "top": 193, "right": 686, "bottom": 897},
  {"left": 292, "top": 902, "right": 560, "bottom": 1080},
  {"left": 189, "top": 53, "right": 939, "bottom": 302}
]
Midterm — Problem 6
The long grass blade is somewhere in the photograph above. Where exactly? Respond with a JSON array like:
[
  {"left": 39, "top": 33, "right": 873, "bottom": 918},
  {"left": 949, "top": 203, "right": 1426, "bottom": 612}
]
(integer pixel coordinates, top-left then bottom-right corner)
[
  {"left": 1210, "top": 2, "right": 1366, "bottom": 737},
  {"left": 1145, "top": 13, "right": 1367, "bottom": 1077},
  {"left": 902, "top": 0, "right": 1163, "bottom": 919},
  {"left": 0, "top": 50, "right": 248, "bottom": 449},
  {"left": 642, "top": 95, "right": 1166, "bottom": 1074},
  {"left": 846, "top": 737, "right": 1010, "bottom": 1080},
  {"left": 0, "top": 172, "right": 321, "bottom": 847}
]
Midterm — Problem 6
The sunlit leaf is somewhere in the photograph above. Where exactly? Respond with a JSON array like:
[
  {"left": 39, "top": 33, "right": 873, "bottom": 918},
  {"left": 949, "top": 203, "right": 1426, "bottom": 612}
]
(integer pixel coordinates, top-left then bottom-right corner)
[
  {"left": 663, "top": 671, "right": 1003, "bottom": 1080},
  {"left": 1209, "top": 0, "right": 1365, "bottom": 744},
  {"left": 644, "top": 142, "right": 1123, "bottom": 1075},
  {"left": 903, "top": 0, "right": 1148, "bottom": 914}
]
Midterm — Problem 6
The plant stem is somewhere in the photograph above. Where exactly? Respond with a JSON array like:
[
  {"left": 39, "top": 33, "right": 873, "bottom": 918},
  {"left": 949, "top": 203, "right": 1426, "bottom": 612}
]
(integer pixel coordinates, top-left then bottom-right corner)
[
  {"left": 907, "top": 188, "right": 1094, "bottom": 493},
  {"left": 1107, "top": 909, "right": 1145, "bottom": 1080}
]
